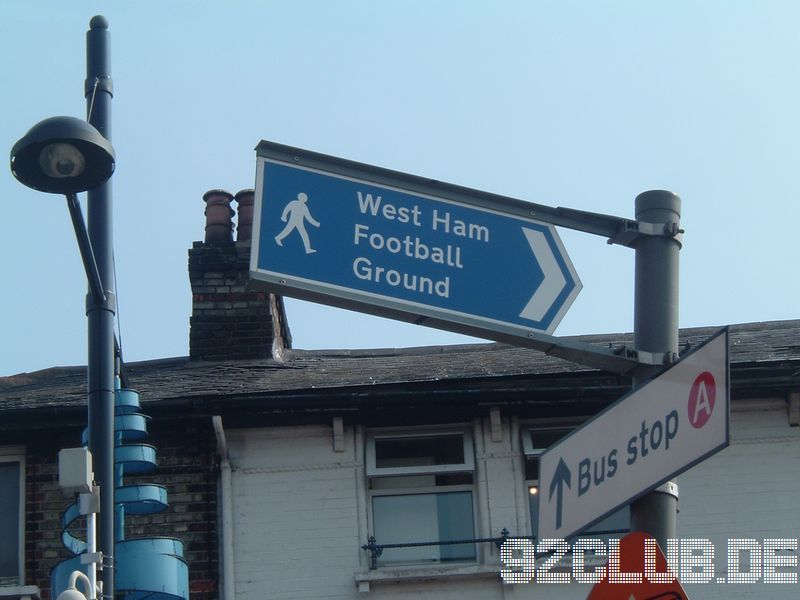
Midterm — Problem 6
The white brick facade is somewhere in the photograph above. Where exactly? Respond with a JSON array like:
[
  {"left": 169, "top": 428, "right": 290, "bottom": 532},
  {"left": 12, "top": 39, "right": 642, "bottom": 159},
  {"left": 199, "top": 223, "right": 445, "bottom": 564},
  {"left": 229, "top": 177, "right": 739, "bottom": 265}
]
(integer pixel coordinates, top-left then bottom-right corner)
[{"left": 226, "top": 397, "right": 800, "bottom": 600}]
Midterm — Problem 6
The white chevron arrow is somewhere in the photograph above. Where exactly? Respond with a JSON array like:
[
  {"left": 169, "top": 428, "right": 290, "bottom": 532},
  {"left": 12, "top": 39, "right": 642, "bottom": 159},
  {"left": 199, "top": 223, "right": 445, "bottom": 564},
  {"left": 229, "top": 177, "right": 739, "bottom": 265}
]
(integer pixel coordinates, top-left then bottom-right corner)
[{"left": 519, "top": 227, "right": 567, "bottom": 322}]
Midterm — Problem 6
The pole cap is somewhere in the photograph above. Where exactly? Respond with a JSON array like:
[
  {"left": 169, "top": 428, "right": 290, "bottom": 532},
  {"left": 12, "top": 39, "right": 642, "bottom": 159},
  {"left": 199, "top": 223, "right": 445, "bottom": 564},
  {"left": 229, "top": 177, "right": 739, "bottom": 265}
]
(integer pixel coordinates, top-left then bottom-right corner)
[
  {"left": 635, "top": 189, "right": 681, "bottom": 220},
  {"left": 90, "top": 15, "right": 109, "bottom": 29}
]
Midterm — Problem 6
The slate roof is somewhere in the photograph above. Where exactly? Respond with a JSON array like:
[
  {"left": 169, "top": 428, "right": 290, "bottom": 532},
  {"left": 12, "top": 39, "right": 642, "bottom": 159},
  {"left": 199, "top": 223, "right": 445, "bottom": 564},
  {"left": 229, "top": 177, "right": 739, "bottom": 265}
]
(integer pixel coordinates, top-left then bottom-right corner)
[{"left": 1, "top": 320, "right": 798, "bottom": 416}]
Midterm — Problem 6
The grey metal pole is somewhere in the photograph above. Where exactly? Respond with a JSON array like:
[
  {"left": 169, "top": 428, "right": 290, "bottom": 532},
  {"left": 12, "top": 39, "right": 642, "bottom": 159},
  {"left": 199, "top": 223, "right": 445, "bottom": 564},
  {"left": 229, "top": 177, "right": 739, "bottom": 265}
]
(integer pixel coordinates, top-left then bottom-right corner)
[
  {"left": 85, "top": 15, "right": 115, "bottom": 600},
  {"left": 629, "top": 190, "right": 681, "bottom": 551}
]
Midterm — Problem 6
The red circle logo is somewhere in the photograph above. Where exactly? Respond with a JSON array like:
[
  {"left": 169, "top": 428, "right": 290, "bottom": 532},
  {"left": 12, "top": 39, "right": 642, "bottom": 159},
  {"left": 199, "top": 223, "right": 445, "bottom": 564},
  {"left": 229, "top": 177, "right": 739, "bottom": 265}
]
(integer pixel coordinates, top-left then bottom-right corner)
[{"left": 688, "top": 371, "right": 716, "bottom": 428}]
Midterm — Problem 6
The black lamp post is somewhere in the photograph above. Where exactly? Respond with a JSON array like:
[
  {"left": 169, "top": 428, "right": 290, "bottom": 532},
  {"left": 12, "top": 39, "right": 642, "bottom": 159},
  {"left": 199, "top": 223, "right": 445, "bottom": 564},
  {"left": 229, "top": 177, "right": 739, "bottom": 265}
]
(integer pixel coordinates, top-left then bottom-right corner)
[
  {"left": 11, "top": 116, "right": 114, "bottom": 303},
  {"left": 10, "top": 16, "right": 117, "bottom": 600}
]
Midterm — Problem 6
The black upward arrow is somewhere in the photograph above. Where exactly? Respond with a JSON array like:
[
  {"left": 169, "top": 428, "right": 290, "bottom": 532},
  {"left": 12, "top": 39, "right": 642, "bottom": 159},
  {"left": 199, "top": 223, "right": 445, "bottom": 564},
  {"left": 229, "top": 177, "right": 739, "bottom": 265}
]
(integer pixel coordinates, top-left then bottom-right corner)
[{"left": 548, "top": 457, "right": 571, "bottom": 530}]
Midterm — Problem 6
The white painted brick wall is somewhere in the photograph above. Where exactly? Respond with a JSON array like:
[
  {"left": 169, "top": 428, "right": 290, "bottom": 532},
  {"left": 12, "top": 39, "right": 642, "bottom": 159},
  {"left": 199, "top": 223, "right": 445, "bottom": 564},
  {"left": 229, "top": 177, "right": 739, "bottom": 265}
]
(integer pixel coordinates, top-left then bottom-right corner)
[
  {"left": 229, "top": 425, "right": 363, "bottom": 600},
  {"left": 678, "top": 401, "right": 800, "bottom": 598},
  {"left": 226, "top": 400, "right": 800, "bottom": 600}
]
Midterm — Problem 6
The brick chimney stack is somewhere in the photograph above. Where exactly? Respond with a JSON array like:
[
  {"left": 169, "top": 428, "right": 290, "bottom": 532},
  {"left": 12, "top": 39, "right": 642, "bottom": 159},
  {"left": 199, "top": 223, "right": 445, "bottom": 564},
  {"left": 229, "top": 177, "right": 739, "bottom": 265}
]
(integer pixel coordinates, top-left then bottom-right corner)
[{"left": 188, "top": 189, "right": 290, "bottom": 361}]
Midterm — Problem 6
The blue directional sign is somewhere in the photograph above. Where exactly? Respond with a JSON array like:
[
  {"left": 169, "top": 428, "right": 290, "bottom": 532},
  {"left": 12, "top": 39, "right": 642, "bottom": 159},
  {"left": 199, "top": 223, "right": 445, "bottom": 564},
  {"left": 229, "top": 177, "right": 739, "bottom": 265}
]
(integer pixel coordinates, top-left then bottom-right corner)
[{"left": 250, "top": 141, "right": 582, "bottom": 340}]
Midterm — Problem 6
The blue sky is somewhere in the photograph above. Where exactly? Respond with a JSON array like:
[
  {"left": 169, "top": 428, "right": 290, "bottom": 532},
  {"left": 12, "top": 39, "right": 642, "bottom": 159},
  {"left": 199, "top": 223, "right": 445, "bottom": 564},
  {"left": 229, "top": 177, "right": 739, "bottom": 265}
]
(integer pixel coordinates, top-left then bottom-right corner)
[{"left": 2, "top": 1, "right": 798, "bottom": 376}]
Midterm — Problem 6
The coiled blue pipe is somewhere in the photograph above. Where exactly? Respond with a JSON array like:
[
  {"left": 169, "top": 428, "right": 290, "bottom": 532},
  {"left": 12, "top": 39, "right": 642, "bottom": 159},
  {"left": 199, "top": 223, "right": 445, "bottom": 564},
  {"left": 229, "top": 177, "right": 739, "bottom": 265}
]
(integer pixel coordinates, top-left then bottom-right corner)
[{"left": 52, "top": 383, "right": 189, "bottom": 600}]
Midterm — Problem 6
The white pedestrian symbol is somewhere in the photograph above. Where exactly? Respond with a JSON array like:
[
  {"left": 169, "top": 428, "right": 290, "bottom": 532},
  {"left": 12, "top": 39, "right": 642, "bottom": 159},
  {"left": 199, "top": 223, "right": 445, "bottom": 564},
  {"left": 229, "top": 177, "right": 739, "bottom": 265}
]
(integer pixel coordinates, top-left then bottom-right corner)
[{"left": 274, "top": 192, "right": 320, "bottom": 254}]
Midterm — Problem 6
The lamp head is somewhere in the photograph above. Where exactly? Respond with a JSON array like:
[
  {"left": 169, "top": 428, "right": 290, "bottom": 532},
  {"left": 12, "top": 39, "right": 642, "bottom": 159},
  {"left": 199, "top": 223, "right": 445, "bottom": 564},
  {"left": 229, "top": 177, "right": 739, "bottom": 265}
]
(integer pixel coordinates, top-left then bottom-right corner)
[{"left": 10, "top": 116, "right": 115, "bottom": 194}]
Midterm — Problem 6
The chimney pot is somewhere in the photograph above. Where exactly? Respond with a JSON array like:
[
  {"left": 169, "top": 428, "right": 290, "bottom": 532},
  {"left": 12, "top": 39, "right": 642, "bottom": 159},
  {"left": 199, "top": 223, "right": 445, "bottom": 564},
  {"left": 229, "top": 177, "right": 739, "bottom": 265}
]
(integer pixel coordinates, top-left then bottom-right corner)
[
  {"left": 203, "top": 189, "right": 234, "bottom": 242},
  {"left": 234, "top": 189, "right": 255, "bottom": 242}
]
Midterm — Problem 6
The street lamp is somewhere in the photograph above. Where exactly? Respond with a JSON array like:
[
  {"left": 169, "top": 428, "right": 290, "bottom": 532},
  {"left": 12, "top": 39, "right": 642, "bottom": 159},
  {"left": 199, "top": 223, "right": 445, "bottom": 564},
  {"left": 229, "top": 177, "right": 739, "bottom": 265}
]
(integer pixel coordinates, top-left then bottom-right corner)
[
  {"left": 10, "top": 116, "right": 114, "bottom": 194},
  {"left": 10, "top": 18, "right": 118, "bottom": 600},
  {"left": 10, "top": 116, "right": 114, "bottom": 307},
  {"left": 11, "top": 112, "right": 117, "bottom": 600}
]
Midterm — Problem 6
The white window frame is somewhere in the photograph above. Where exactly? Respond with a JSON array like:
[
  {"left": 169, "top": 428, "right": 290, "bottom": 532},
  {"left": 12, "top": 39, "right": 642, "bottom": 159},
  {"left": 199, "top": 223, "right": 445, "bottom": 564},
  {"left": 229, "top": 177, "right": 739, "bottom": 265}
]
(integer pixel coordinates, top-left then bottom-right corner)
[
  {"left": 0, "top": 447, "right": 25, "bottom": 587},
  {"left": 366, "top": 430, "right": 475, "bottom": 477},
  {"left": 365, "top": 429, "right": 477, "bottom": 567},
  {"left": 521, "top": 425, "right": 575, "bottom": 460}
]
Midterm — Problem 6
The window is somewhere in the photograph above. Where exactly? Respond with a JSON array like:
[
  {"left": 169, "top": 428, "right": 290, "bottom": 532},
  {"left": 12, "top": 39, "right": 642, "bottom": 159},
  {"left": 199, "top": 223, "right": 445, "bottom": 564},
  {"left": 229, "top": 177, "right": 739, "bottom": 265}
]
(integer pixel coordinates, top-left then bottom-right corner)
[
  {"left": 366, "top": 431, "right": 476, "bottom": 566},
  {"left": 522, "top": 427, "right": 628, "bottom": 540},
  {"left": 0, "top": 450, "right": 24, "bottom": 587}
]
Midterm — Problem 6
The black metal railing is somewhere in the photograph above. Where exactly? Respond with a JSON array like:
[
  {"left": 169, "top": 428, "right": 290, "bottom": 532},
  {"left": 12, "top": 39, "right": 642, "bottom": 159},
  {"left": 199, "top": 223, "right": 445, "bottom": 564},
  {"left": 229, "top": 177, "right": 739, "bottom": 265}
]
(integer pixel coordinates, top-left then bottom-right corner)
[
  {"left": 362, "top": 528, "right": 629, "bottom": 569},
  {"left": 362, "top": 528, "right": 510, "bottom": 569}
]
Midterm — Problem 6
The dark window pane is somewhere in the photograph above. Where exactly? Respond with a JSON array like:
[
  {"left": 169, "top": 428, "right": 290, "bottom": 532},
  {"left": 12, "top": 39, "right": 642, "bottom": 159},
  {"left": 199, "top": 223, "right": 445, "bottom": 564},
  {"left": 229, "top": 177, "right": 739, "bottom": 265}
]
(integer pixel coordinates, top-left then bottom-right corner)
[
  {"left": 434, "top": 473, "right": 472, "bottom": 486},
  {"left": 531, "top": 429, "right": 570, "bottom": 450},
  {"left": 525, "top": 456, "right": 540, "bottom": 480},
  {"left": 375, "top": 435, "right": 464, "bottom": 469},
  {"left": 0, "top": 462, "right": 20, "bottom": 580}
]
